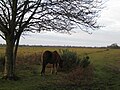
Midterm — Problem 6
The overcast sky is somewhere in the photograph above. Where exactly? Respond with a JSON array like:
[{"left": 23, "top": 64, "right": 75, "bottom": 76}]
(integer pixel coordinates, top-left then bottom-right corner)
[{"left": 0, "top": 0, "right": 120, "bottom": 47}]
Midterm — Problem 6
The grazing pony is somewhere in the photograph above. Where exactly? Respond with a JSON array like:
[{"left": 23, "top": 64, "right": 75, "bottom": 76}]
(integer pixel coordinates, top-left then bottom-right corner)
[{"left": 41, "top": 50, "right": 63, "bottom": 75}]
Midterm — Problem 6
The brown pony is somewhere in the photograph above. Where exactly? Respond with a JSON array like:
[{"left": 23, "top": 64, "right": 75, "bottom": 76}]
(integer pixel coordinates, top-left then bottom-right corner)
[{"left": 41, "top": 50, "right": 63, "bottom": 75}]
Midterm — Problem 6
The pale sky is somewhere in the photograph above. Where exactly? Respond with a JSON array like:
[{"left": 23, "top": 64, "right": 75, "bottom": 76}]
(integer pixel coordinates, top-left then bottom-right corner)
[{"left": 0, "top": 0, "right": 120, "bottom": 47}]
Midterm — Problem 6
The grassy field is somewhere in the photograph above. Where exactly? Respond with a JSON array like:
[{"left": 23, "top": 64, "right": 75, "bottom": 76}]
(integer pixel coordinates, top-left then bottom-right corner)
[{"left": 0, "top": 47, "right": 120, "bottom": 90}]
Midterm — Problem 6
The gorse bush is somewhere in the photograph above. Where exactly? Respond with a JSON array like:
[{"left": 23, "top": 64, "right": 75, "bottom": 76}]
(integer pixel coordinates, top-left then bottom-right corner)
[
  {"left": 59, "top": 49, "right": 90, "bottom": 71},
  {"left": 59, "top": 49, "right": 80, "bottom": 71}
]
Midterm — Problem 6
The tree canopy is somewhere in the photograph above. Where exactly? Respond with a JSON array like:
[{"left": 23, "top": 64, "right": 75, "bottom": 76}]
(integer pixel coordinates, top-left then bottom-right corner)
[{"left": 0, "top": 0, "right": 102, "bottom": 39}]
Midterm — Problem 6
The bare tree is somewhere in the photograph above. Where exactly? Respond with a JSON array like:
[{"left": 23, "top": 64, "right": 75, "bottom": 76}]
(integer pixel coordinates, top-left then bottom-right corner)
[{"left": 0, "top": 0, "right": 102, "bottom": 80}]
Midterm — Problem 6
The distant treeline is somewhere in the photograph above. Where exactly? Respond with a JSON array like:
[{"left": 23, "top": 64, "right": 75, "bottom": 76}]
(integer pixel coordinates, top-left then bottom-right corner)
[
  {"left": 0, "top": 44, "right": 104, "bottom": 48},
  {"left": 0, "top": 44, "right": 6, "bottom": 47},
  {"left": 0, "top": 43, "right": 120, "bottom": 49}
]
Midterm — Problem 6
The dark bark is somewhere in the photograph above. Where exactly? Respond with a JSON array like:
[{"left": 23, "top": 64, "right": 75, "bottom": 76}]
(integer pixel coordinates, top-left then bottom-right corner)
[
  {"left": 13, "top": 34, "right": 21, "bottom": 75},
  {"left": 2, "top": 36, "right": 19, "bottom": 80}
]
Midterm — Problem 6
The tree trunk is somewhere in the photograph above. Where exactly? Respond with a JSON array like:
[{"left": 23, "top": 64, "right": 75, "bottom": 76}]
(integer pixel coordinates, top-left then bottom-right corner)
[
  {"left": 2, "top": 38, "right": 18, "bottom": 80},
  {"left": 13, "top": 35, "right": 21, "bottom": 75}
]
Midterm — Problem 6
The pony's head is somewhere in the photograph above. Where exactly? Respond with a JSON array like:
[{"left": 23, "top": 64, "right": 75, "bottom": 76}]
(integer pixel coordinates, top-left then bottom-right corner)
[
  {"left": 53, "top": 50, "right": 63, "bottom": 68},
  {"left": 59, "top": 58, "right": 63, "bottom": 68}
]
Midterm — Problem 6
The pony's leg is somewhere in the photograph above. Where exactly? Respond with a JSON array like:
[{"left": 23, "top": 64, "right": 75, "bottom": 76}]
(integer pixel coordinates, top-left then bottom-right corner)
[
  {"left": 41, "top": 64, "right": 46, "bottom": 76},
  {"left": 51, "top": 64, "right": 55, "bottom": 74},
  {"left": 50, "top": 64, "right": 53, "bottom": 74},
  {"left": 55, "top": 63, "right": 58, "bottom": 75}
]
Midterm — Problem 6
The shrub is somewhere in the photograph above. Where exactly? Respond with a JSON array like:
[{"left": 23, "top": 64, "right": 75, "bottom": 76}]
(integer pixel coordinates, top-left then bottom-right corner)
[
  {"left": 59, "top": 49, "right": 81, "bottom": 71},
  {"left": 59, "top": 49, "right": 91, "bottom": 71}
]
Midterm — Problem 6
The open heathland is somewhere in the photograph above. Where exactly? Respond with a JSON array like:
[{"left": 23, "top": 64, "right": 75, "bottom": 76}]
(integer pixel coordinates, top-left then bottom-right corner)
[{"left": 0, "top": 46, "right": 120, "bottom": 90}]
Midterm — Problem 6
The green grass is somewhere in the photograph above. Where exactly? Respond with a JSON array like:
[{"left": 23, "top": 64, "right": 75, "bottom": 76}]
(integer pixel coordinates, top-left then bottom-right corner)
[
  {"left": 0, "top": 47, "right": 120, "bottom": 90},
  {"left": 89, "top": 49, "right": 120, "bottom": 90}
]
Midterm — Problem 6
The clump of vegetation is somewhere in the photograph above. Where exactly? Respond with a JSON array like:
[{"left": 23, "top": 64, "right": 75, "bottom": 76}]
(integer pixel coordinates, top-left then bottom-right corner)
[
  {"left": 59, "top": 49, "right": 81, "bottom": 71},
  {"left": 59, "top": 49, "right": 91, "bottom": 71},
  {"left": 59, "top": 49, "right": 93, "bottom": 86},
  {"left": 16, "top": 53, "right": 41, "bottom": 66},
  {"left": 66, "top": 64, "right": 94, "bottom": 86}
]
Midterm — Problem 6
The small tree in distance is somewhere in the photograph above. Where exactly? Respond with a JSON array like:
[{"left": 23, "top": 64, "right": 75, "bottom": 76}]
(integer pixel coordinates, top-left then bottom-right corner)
[
  {"left": 107, "top": 43, "right": 119, "bottom": 49},
  {"left": 0, "top": 0, "right": 103, "bottom": 80}
]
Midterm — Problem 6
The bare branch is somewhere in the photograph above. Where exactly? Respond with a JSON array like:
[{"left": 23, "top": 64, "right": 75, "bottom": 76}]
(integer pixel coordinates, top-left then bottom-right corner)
[{"left": 0, "top": 33, "right": 5, "bottom": 40}]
